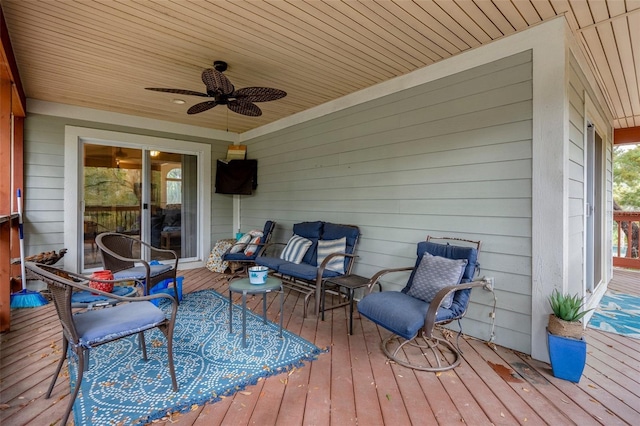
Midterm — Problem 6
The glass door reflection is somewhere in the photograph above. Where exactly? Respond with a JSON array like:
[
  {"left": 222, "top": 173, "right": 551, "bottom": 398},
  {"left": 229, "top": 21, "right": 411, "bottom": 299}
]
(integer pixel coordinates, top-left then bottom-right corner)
[
  {"left": 83, "top": 144, "right": 142, "bottom": 269},
  {"left": 83, "top": 145, "right": 198, "bottom": 269}
]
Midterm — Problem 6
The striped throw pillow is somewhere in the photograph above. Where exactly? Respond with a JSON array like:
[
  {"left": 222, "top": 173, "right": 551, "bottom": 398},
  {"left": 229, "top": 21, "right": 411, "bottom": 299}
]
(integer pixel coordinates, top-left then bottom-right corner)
[
  {"left": 316, "top": 237, "right": 347, "bottom": 273},
  {"left": 280, "top": 235, "right": 313, "bottom": 264}
]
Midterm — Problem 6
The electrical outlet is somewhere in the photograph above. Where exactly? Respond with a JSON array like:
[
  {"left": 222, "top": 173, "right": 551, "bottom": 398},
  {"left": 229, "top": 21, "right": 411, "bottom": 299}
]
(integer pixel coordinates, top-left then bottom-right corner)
[{"left": 483, "top": 276, "right": 495, "bottom": 291}]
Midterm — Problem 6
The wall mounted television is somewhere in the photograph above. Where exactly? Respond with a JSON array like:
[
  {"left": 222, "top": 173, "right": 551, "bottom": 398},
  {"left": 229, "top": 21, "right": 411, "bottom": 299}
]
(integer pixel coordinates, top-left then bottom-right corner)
[{"left": 215, "top": 159, "right": 258, "bottom": 195}]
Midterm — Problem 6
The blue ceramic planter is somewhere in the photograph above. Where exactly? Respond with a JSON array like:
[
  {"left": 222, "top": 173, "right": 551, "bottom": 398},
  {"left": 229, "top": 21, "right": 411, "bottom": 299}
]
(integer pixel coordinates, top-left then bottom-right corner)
[{"left": 547, "top": 330, "right": 586, "bottom": 383}]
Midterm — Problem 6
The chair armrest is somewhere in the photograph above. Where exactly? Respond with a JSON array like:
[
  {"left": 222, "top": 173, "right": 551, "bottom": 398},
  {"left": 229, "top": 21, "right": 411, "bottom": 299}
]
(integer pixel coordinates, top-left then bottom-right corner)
[
  {"left": 99, "top": 233, "right": 178, "bottom": 266},
  {"left": 423, "top": 280, "right": 489, "bottom": 338},
  {"left": 139, "top": 239, "right": 179, "bottom": 269},
  {"left": 364, "top": 266, "right": 414, "bottom": 294},
  {"left": 316, "top": 252, "right": 358, "bottom": 282},
  {"left": 98, "top": 240, "right": 145, "bottom": 263}
]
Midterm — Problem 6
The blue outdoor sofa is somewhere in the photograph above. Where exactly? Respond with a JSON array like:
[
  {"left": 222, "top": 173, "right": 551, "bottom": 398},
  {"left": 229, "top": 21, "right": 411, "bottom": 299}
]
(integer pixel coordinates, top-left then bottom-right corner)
[{"left": 255, "top": 221, "right": 360, "bottom": 317}]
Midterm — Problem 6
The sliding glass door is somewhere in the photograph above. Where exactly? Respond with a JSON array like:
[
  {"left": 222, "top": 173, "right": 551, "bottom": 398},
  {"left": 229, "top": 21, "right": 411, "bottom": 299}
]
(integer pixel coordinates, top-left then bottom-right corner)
[{"left": 83, "top": 144, "right": 198, "bottom": 270}]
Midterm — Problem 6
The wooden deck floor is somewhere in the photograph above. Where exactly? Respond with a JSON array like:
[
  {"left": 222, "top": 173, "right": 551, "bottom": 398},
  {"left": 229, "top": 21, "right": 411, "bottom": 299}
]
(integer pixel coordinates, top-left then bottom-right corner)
[{"left": 1, "top": 268, "right": 639, "bottom": 425}]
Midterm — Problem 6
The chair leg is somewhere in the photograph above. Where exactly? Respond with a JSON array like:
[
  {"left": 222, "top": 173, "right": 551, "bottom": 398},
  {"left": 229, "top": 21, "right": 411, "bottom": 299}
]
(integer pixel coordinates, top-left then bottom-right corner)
[
  {"left": 138, "top": 332, "right": 148, "bottom": 361},
  {"left": 172, "top": 278, "right": 180, "bottom": 306},
  {"left": 166, "top": 328, "right": 178, "bottom": 391},
  {"left": 157, "top": 324, "right": 178, "bottom": 391},
  {"left": 46, "top": 335, "right": 68, "bottom": 398},
  {"left": 62, "top": 347, "right": 87, "bottom": 426},
  {"left": 381, "top": 332, "right": 462, "bottom": 372},
  {"left": 84, "top": 349, "right": 91, "bottom": 372}
]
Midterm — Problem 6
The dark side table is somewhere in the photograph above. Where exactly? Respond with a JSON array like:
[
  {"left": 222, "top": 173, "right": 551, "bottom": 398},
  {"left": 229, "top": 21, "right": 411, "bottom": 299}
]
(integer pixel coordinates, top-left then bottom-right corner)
[
  {"left": 229, "top": 277, "right": 283, "bottom": 348},
  {"left": 322, "top": 274, "right": 372, "bottom": 335}
]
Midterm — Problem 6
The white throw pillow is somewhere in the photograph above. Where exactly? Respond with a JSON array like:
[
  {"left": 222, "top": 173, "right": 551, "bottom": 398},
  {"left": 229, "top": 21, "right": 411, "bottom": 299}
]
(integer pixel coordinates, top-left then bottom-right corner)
[
  {"left": 280, "top": 235, "right": 313, "bottom": 264},
  {"left": 406, "top": 253, "right": 467, "bottom": 309},
  {"left": 316, "top": 237, "right": 347, "bottom": 273}
]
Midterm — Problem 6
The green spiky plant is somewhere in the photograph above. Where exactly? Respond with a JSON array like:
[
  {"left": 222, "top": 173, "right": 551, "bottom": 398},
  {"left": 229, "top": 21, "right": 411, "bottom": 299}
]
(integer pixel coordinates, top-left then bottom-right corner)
[{"left": 548, "top": 289, "right": 593, "bottom": 322}]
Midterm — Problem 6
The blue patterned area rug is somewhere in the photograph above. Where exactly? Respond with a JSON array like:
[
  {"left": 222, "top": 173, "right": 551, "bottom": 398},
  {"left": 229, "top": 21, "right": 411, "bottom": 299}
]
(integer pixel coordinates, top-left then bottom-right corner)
[
  {"left": 588, "top": 291, "right": 640, "bottom": 339},
  {"left": 68, "top": 289, "right": 326, "bottom": 425}
]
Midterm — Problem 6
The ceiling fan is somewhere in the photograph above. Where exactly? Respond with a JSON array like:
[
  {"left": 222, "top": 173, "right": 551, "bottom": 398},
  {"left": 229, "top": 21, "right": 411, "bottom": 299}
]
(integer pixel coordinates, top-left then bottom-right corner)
[{"left": 145, "top": 61, "right": 286, "bottom": 117}]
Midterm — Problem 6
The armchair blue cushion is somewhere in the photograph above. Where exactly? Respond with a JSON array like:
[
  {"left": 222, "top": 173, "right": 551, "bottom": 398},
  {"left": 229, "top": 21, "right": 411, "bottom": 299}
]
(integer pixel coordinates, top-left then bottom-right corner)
[
  {"left": 75, "top": 301, "right": 167, "bottom": 347},
  {"left": 293, "top": 221, "right": 323, "bottom": 265},
  {"left": 113, "top": 264, "right": 173, "bottom": 280},
  {"left": 278, "top": 261, "right": 343, "bottom": 281}
]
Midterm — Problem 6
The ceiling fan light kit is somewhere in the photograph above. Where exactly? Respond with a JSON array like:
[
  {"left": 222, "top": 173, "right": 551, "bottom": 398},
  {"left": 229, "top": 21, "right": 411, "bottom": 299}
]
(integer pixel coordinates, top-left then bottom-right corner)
[{"left": 146, "top": 61, "right": 286, "bottom": 117}]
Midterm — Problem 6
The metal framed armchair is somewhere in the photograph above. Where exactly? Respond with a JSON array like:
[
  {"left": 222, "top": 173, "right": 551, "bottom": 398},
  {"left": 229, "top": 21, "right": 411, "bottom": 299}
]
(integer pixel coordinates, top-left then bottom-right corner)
[
  {"left": 96, "top": 232, "right": 179, "bottom": 302},
  {"left": 357, "top": 236, "right": 495, "bottom": 372},
  {"left": 25, "top": 262, "right": 178, "bottom": 426}
]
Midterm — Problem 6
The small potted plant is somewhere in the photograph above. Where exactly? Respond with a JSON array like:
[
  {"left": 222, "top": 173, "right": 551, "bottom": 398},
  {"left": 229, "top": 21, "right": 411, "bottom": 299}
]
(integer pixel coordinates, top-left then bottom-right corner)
[{"left": 547, "top": 289, "right": 593, "bottom": 382}]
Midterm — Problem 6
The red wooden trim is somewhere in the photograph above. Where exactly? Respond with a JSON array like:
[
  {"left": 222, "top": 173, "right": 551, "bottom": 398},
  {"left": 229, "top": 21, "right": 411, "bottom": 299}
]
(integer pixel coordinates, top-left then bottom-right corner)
[
  {"left": 613, "top": 257, "right": 640, "bottom": 269},
  {"left": 1, "top": 8, "right": 26, "bottom": 330},
  {"left": 0, "top": 66, "right": 10, "bottom": 331},
  {"left": 0, "top": 217, "right": 12, "bottom": 332},
  {"left": 11, "top": 116, "right": 23, "bottom": 280},
  {"left": 0, "top": 7, "right": 25, "bottom": 116},
  {"left": 614, "top": 127, "right": 640, "bottom": 145},
  {"left": 613, "top": 211, "right": 640, "bottom": 270}
]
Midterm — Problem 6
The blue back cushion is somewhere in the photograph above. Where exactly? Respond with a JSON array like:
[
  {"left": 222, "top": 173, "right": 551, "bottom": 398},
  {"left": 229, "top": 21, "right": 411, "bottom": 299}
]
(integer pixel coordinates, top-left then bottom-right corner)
[
  {"left": 322, "top": 223, "right": 360, "bottom": 270},
  {"left": 293, "top": 221, "right": 323, "bottom": 265},
  {"left": 262, "top": 220, "right": 275, "bottom": 241}
]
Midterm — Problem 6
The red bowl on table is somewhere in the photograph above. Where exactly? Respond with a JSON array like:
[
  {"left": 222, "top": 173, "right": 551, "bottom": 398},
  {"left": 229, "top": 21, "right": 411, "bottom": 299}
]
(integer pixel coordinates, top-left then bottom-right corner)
[{"left": 89, "top": 270, "right": 114, "bottom": 294}]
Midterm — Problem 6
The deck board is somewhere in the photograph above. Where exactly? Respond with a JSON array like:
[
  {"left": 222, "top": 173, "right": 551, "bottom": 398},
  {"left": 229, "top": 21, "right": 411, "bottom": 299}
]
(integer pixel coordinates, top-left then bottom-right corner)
[{"left": 1, "top": 267, "right": 639, "bottom": 425}]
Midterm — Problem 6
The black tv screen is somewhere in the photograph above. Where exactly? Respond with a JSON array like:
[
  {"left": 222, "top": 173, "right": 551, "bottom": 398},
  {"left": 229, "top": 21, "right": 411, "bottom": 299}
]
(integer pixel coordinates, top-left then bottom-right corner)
[{"left": 215, "top": 159, "right": 258, "bottom": 195}]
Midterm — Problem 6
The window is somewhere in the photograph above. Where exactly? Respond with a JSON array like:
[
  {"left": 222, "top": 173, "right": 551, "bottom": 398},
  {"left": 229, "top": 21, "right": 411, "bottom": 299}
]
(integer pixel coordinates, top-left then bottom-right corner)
[{"left": 166, "top": 168, "right": 182, "bottom": 204}]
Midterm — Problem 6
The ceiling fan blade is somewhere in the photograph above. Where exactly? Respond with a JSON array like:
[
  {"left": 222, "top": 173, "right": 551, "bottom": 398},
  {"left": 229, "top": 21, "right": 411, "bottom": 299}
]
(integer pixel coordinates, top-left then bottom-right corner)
[
  {"left": 145, "top": 87, "right": 209, "bottom": 97},
  {"left": 233, "top": 87, "right": 287, "bottom": 102},
  {"left": 201, "top": 68, "right": 234, "bottom": 96},
  {"left": 187, "top": 101, "right": 218, "bottom": 114},
  {"left": 228, "top": 100, "right": 262, "bottom": 116}
]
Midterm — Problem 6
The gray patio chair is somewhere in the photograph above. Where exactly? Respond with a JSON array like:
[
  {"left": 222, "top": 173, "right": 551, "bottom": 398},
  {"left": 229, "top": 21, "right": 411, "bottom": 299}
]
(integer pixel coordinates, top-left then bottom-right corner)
[
  {"left": 25, "top": 262, "right": 178, "bottom": 426},
  {"left": 357, "top": 236, "right": 496, "bottom": 372},
  {"left": 96, "top": 232, "right": 179, "bottom": 302}
]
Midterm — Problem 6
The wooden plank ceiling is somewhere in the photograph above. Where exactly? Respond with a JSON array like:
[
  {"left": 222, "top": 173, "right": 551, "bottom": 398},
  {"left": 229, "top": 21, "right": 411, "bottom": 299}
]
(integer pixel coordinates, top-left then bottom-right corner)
[{"left": 1, "top": 0, "right": 639, "bottom": 134}]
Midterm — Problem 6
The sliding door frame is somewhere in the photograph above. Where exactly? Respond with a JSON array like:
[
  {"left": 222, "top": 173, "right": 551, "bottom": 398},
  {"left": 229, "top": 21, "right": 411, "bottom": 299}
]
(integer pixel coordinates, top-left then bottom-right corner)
[{"left": 64, "top": 126, "right": 211, "bottom": 272}]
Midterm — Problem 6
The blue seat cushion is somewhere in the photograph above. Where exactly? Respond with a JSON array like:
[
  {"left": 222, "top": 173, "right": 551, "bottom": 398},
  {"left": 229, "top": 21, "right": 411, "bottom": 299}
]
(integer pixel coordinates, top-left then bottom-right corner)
[
  {"left": 113, "top": 264, "right": 172, "bottom": 280},
  {"left": 357, "top": 291, "right": 458, "bottom": 341},
  {"left": 277, "top": 262, "right": 342, "bottom": 280},
  {"left": 255, "top": 256, "right": 289, "bottom": 270},
  {"left": 74, "top": 301, "right": 166, "bottom": 347},
  {"left": 223, "top": 252, "right": 257, "bottom": 262}
]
